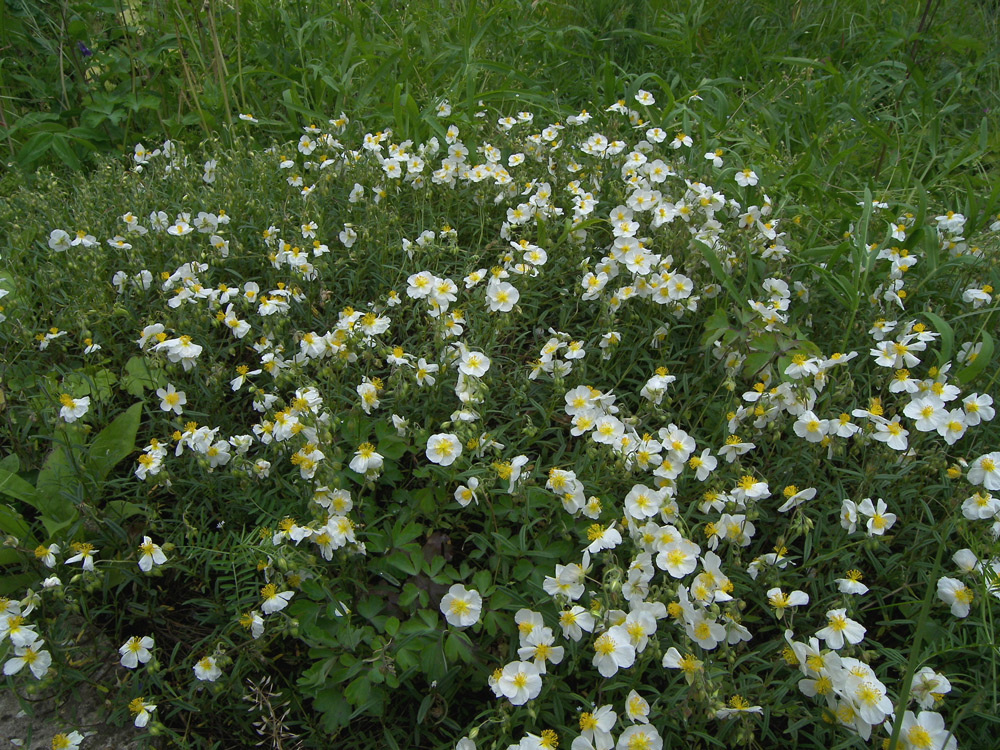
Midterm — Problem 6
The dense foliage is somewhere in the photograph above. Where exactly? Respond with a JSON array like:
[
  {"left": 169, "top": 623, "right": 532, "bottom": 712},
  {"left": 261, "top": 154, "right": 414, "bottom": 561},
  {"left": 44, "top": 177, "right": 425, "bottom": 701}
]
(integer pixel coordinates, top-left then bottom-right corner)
[{"left": 1, "top": 2, "right": 998, "bottom": 750}]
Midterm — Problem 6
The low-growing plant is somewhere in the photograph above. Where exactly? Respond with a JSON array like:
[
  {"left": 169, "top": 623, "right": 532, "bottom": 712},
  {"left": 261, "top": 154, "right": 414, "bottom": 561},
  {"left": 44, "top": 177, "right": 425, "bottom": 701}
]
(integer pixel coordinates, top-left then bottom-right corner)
[{"left": 1, "top": 74, "right": 999, "bottom": 750}]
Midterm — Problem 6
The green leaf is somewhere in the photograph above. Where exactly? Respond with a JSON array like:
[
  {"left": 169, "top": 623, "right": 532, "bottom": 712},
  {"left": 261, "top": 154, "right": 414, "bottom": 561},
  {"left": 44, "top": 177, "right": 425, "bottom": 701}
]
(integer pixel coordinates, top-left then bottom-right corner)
[
  {"left": 16, "top": 132, "right": 53, "bottom": 167},
  {"left": 87, "top": 403, "right": 142, "bottom": 483},
  {"left": 0, "top": 467, "right": 37, "bottom": 506},
  {"left": 957, "top": 332, "right": 994, "bottom": 385},
  {"left": 386, "top": 551, "right": 418, "bottom": 576},
  {"left": 377, "top": 435, "right": 407, "bottom": 460},
  {"left": 105, "top": 500, "right": 145, "bottom": 521},
  {"left": 0, "top": 573, "right": 36, "bottom": 598},
  {"left": 742, "top": 351, "right": 772, "bottom": 379},
  {"left": 62, "top": 369, "right": 116, "bottom": 402},
  {"left": 34, "top": 438, "right": 84, "bottom": 537},
  {"left": 122, "top": 356, "right": 164, "bottom": 396},
  {"left": 393, "top": 521, "right": 423, "bottom": 547},
  {"left": 693, "top": 239, "right": 741, "bottom": 305},
  {"left": 512, "top": 557, "right": 533, "bottom": 581},
  {"left": 0, "top": 503, "right": 31, "bottom": 541},
  {"left": 416, "top": 692, "right": 434, "bottom": 724},
  {"left": 918, "top": 312, "right": 954, "bottom": 366},
  {"left": 357, "top": 595, "right": 385, "bottom": 622},
  {"left": 50, "top": 135, "right": 82, "bottom": 170},
  {"left": 444, "top": 631, "right": 472, "bottom": 663},
  {"left": 344, "top": 674, "right": 371, "bottom": 706},
  {"left": 311, "top": 688, "right": 351, "bottom": 733}
]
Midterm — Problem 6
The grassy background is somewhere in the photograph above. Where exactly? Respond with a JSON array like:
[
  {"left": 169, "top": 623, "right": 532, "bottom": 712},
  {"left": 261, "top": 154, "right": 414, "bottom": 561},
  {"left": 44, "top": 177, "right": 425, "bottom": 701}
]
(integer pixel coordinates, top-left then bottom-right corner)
[{"left": 2, "top": 0, "right": 998, "bottom": 196}]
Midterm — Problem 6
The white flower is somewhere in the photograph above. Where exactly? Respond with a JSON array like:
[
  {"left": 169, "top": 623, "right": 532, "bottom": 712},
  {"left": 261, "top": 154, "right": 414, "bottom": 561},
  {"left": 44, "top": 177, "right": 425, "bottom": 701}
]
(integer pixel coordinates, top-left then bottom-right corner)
[
  {"left": 48, "top": 732, "right": 84, "bottom": 750},
  {"left": 815, "top": 608, "right": 865, "bottom": 649},
  {"left": 896, "top": 710, "right": 957, "bottom": 750},
  {"left": 793, "top": 411, "right": 828, "bottom": 442},
  {"left": 3, "top": 641, "right": 52, "bottom": 679},
  {"left": 156, "top": 383, "right": 187, "bottom": 414},
  {"left": 857, "top": 497, "right": 896, "bottom": 536},
  {"left": 968, "top": 452, "right": 1000, "bottom": 491},
  {"left": 936, "top": 577, "right": 973, "bottom": 618},
  {"left": 615, "top": 725, "right": 662, "bottom": 750},
  {"left": 260, "top": 583, "right": 294, "bottom": 615},
  {"left": 454, "top": 477, "right": 480, "bottom": 507},
  {"left": 137, "top": 536, "right": 167, "bottom": 572},
  {"left": 440, "top": 584, "right": 482, "bottom": 628},
  {"left": 624, "top": 689, "right": 650, "bottom": 724},
  {"left": 459, "top": 350, "right": 491, "bottom": 377},
  {"left": 715, "top": 696, "right": 763, "bottom": 719},
  {"left": 766, "top": 587, "right": 809, "bottom": 618},
  {"left": 961, "top": 392, "right": 994, "bottom": 425},
  {"left": 872, "top": 417, "right": 909, "bottom": 451},
  {"left": 48, "top": 229, "right": 71, "bottom": 252},
  {"left": 58, "top": 394, "right": 90, "bottom": 422},
  {"left": 129, "top": 697, "right": 157, "bottom": 728},
  {"left": 592, "top": 625, "right": 635, "bottom": 677},
  {"left": 777, "top": 486, "right": 817, "bottom": 513},
  {"left": 517, "top": 626, "right": 564, "bottom": 674},
  {"left": 557, "top": 605, "right": 595, "bottom": 642},
  {"left": 486, "top": 280, "right": 519, "bottom": 312},
  {"left": 910, "top": 667, "right": 952, "bottom": 709},
  {"left": 840, "top": 499, "right": 858, "bottom": 533},
  {"left": 349, "top": 442, "right": 384, "bottom": 475},
  {"left": 585, "top": 522, "right": 622, "bottom": 554},
  {"left": 835, "top": 571, "right": 869, "bottom": 595},
  {"left": 496, "top": 660, "right": 542, "bottom": 705},
  {"left": 687, "top": 449, "right": 717, "bottom": 481},
  {"left": 193, "top": 655, "right": 222, "bottom": 681},
  {"left": 426, "top": 433, "right": 462, "bottom": 467},
  {"left": 119, "top": 636, "right": 154, "bottom": 669},
  {"left": 655, "top": 539, "right": 699, "bottom": 578}
]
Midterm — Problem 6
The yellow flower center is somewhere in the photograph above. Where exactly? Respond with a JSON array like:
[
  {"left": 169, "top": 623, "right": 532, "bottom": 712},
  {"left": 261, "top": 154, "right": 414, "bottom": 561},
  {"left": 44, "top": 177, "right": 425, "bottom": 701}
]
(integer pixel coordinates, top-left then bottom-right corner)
[
  {"left": 594, "top": 633, "right": 616, "bottom": 656},
  {"left": 906, "top": 726, "right": 933, "bottom": 749},
  {"left": 728, "top": 695, "right": 750, "bottom": 710}
]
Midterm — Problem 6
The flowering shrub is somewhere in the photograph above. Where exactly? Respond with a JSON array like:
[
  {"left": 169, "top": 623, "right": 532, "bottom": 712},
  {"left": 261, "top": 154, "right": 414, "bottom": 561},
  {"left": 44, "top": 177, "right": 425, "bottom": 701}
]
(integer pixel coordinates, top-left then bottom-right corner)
[{"left": 1, "top": 83, "right": 998, "bottom": 749}]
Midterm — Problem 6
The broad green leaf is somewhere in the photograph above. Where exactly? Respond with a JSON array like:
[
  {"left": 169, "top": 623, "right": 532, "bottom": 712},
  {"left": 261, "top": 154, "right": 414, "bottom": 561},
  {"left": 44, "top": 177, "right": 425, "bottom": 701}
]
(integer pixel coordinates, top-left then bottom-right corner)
[
  {"left": 0, "top": 467, "right": 36, "bottom": 506},
  {"left": 34, "top": 432, "right": 85, "bottom": 537},
  {"left": 105, "top": 500, "right": 145, "bottom": 521},
  {"left": 0, "top": 573, "right": 36, "bottom": 598},
  {"left": 87, "top": 403, "right": 142, "bottom": 483},
  {"left": 919, "top": 312, "right": 954, "bottom": 366},
  {"left": 62, "top": 369, "right": 116, "bottom": 403},
  {"left": 0, "top": 503, "right": 31, "bottom": 541},
  {"left": 693, "top": 239, "right": 741, "bottom": 305},
  {"left": 122, "top": 356, "right": 164, "bottom": 396},
  {"left": 957, "top": 332, "right": 994, "bottom": 385},
  {"left": 742, "top": 351, "right": 772, "bottom": 379},
  {"left": 344, "top": 674, "right": 371, "bottom": 706}
]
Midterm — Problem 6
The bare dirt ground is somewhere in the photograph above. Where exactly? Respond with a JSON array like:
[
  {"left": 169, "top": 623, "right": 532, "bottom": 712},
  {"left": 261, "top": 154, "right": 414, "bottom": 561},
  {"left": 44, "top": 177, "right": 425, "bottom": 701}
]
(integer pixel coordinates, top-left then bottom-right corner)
[{"left": 2, "top": 649, "right": 149, "bottom": 750}]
